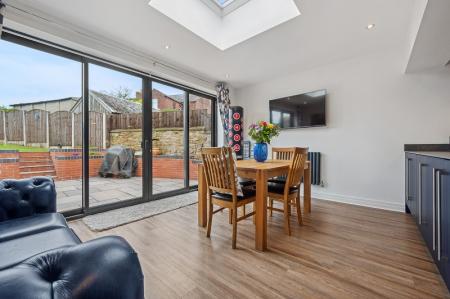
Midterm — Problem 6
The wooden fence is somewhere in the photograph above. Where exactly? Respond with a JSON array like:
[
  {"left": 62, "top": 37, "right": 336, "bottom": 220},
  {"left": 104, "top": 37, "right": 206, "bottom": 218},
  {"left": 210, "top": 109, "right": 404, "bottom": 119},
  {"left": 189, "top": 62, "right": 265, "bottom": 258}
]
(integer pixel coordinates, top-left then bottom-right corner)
[
  {"left": 109, "top": 109, "right": 210, "bottom": 130},
  {"left": 1, "top": 109, "right": 211, "bottom": 148}
]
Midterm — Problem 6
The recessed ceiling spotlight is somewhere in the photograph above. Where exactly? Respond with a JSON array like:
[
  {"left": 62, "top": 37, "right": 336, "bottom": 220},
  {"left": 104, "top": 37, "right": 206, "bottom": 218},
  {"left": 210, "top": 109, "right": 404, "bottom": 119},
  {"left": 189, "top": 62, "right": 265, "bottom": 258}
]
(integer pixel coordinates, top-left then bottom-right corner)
[
  {"left": 165, "top": 45, "right": 171, "bottom": 50},
  {"left": 366, "top": 24, "right": 375, "bottom": 30}
]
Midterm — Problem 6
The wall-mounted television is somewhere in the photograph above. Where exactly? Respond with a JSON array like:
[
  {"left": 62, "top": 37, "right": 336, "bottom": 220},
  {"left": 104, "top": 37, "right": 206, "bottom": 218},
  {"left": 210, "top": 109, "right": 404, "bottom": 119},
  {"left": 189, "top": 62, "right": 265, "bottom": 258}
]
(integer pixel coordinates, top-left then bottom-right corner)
[{"left": 270, "top": 89, "right": 326, "bottom": 129}]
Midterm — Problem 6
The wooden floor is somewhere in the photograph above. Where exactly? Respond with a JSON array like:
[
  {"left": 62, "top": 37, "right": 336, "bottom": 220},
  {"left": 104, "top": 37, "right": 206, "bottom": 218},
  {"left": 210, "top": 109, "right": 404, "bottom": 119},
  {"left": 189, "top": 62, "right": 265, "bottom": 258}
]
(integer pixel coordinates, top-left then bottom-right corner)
[{"left": 70, "top": 199, "right": 450, "bottom": 299}]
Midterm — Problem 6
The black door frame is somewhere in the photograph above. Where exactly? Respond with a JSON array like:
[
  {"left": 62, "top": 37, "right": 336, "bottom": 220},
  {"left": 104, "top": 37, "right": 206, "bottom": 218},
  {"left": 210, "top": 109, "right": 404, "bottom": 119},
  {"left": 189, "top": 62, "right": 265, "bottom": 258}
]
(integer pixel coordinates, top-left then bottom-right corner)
[{"left": 1, "top": 27, "right": 217, "bottom": 219}]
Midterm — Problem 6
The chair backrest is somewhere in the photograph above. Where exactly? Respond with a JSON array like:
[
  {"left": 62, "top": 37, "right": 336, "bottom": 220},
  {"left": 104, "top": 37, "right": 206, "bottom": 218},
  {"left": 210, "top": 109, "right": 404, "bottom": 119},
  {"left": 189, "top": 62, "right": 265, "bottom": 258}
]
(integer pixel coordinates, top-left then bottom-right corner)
[
  {"left": 272, "top": 147, "right": 295, "bottom": 161},
  {"left": 201, "top": 147, "right": 237, "bottom": 197},
  {"left": 285, "top": 147, "right": 309, "bottom": 189}
]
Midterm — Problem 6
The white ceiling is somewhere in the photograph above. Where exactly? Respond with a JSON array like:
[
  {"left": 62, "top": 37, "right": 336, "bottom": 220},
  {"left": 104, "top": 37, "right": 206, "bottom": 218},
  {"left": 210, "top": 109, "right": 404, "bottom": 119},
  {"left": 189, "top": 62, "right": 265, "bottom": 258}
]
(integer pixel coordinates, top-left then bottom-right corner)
[
  {"left": 3, "top": 0, "right": 429, "bottom": 89},
  {"left": 405, "top": 0, "right": 450, "bottom": 73},
  {"left": 149, "top": 0, "right": 300, "bottom": 50}
]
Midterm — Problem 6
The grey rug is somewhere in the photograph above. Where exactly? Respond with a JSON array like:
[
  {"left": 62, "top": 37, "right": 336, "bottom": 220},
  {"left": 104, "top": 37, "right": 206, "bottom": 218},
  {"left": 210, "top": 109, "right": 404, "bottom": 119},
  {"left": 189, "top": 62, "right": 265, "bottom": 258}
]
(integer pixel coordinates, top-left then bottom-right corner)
[{"left": 83, "top": 192, "right": 198, "bottom": 231}]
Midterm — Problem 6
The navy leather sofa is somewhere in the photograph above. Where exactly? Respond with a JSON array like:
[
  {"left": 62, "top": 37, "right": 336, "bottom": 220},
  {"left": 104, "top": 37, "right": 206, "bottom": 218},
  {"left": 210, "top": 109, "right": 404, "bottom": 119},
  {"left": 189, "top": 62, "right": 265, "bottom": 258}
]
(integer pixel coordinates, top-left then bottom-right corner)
[{"left": 0, "top": 177, "right": 144, "bottom": 299}]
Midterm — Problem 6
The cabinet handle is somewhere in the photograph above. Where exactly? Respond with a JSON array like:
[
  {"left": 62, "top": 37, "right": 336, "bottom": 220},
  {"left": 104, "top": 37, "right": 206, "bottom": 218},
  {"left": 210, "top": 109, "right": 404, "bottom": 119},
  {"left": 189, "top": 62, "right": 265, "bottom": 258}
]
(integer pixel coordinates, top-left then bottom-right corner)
[
  {"left": 418, "top": 163, "right": 423, "bottom": 225},
  {"left": 437, "top": 170, "right": 441, "bottom": 261},
  {"left": 433, "top": 168, "right": 436, "bottom": 251},
  {"left": 406, "top": 158, "right": 411, "bottom": 202}
]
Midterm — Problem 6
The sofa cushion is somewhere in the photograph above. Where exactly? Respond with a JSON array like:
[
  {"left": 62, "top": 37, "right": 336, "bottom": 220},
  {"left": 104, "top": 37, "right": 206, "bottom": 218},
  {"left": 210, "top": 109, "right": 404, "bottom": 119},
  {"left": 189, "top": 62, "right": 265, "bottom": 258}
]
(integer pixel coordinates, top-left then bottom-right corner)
[
  {"left": 0, "top": 213, "right": 68, "bottom": 243},
  {"left": 0, "top": 236, "right": 144, "bottom": 299},
  {"left": 0, "top": 177, "right": 56, "bottom": 222},
  {"left": 0, "top": 227, "right": 80, "bottom": 270}
]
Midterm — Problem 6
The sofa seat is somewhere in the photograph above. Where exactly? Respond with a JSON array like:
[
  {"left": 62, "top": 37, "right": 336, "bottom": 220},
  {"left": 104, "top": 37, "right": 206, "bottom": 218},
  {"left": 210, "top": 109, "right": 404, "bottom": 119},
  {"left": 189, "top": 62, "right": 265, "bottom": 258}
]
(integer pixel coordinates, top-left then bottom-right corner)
[
  {"left": 0, "top": 227, "right": 80, "bottom": 270},
  {"left": 0, "top": 177, "right": 144, "bottom": 299},
  {"left": 0, "top": 213, "right": 68, "bottom": 243},
  {"left": 0, "top": 236, "right": 144, "bottom": 299}
]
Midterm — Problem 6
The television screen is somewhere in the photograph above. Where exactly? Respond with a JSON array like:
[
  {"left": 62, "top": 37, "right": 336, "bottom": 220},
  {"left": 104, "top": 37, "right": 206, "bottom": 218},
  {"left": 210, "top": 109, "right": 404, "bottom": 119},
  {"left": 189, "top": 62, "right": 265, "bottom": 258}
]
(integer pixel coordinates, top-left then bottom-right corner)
[{"left": 270, "top": 89, "right": 326, "bottom": 129}]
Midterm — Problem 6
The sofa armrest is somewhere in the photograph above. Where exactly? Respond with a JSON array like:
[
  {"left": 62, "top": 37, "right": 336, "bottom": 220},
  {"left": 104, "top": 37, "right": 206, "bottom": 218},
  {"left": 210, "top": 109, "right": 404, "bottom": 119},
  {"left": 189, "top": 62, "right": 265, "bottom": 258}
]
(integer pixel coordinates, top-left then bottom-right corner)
[
  {"left": 0, "top": 177, "right": 56, "bottom": 222},
  {"left": 0, "top": 236, "right": 145, "bottom": 299}
]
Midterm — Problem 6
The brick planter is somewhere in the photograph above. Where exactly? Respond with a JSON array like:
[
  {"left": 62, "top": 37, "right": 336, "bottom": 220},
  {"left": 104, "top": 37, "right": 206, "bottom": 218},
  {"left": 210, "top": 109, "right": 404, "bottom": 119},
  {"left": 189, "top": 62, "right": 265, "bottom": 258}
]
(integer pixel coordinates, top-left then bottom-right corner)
[{"left": 0, "top": 150, "right": 20, "bottom": 179}]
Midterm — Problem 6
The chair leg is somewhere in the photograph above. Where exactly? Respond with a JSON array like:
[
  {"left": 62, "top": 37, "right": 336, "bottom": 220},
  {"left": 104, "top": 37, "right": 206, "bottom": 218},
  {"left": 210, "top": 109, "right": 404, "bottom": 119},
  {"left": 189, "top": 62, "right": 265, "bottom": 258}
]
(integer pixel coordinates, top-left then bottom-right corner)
[
  {"left": 232, "top": 207, "right": 238, "bottom": 249},
  {"left": 229, "top": 208, "right": 233, "bottom": 224},
  {"left": 295, "top": 195, "right": 303, "bottom": 225},
  {"left": 206, "top": 199, "right": 213, "bottom": 238},
  {"left": 242, "top": 204, "right": 246, "bottom": 217},
  {"left": 284, "top": 198, "right": 291, "bottom": 236},
  {"left": 253, "top": 202, "right": 256, "bottom": 224},
  {"left": 269, "top": 199, "right": 273, "bottom": 216}
]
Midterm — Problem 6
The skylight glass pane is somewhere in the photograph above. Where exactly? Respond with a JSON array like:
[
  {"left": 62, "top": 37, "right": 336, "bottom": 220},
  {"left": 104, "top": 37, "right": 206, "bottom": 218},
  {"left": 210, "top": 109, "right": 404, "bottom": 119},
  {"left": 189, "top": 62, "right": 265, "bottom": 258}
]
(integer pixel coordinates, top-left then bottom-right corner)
[{"left": 215, "top": 0, "right": 235, "bottom": 8}]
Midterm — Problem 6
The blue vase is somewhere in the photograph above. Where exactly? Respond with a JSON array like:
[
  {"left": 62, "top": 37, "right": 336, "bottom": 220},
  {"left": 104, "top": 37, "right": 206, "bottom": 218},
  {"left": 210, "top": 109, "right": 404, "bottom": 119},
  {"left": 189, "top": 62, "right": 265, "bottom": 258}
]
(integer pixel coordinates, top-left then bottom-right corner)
[{"left": 253, "top": 143, "right": 268, "bottom": 162}]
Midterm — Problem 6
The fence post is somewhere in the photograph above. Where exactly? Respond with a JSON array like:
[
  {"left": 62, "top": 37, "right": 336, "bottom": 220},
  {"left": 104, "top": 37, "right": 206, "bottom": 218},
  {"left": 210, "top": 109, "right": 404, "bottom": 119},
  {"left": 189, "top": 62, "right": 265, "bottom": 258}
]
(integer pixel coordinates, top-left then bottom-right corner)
[
  {"left": 22, "top": 110, "right": 26, "bottom": 146},
  {"left": 71, "top": 113, "right": 75, "bottom": 148},
  {"left": 46, "top": 111, "right": 50, "bottom": 148},
  {"left": 2, "top": 111, "right": 6, "bottom": 144},
  {"left": 102, "top": 113, "right": 107, "bottom": 149}
]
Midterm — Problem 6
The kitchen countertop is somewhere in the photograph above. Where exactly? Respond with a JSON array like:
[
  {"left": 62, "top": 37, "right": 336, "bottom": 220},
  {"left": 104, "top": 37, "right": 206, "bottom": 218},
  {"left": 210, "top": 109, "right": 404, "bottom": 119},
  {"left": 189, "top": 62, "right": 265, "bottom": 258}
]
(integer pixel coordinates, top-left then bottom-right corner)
[
  {"left": 404, "top": 144, "right": 450, "bottom": 152},
  {"left": 407, "top": 151, "right": 450, "bottom": 160}
]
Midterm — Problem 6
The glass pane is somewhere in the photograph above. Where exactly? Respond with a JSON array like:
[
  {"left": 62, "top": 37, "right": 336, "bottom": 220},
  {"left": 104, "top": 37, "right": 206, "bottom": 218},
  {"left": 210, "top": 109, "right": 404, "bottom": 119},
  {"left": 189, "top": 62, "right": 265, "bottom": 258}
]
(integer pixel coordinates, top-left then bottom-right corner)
[
  {"left": 189, "top": 94, "right": 212, "bottom": 186},
  {"left": 88, "top": 64, "right": 143, "bottom": 206},
  {"left": 152, "top": 82, "right": 186, "bottom": 194},
  {"left": 0, "top": 39, "right": 82, "bottom": 212}
]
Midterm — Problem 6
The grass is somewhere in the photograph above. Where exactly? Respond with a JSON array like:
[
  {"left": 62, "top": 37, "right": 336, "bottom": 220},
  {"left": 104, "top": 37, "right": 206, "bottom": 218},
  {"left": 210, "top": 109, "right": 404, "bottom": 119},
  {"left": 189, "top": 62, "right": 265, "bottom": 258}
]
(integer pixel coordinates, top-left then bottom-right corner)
[{"left": 0, "top": 144, "right": 49, "bottom": 152}]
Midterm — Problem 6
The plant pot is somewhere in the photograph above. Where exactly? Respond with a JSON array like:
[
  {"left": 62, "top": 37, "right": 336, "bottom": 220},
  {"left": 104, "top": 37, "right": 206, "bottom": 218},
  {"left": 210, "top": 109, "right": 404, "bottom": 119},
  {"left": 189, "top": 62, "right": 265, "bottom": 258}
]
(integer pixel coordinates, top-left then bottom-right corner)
[{"left": 253, "top": 142, "right": 268, "bottom": 162}]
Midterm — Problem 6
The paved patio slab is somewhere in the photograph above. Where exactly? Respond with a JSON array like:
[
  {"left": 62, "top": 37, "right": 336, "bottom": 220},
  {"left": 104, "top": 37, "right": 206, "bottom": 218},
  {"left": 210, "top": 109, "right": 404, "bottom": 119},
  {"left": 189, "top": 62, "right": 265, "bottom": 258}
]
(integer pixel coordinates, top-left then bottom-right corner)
[{"left": 55, "top": 177, "right": 197, "bottom": 212}]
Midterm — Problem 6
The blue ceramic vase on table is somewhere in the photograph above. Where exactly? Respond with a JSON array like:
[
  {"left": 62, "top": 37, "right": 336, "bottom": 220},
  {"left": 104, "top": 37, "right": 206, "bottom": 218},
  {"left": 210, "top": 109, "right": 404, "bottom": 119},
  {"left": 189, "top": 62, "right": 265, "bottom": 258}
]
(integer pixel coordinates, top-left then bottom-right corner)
[{"left": 253, "top": 142, "right": 268, "bottom": 162}]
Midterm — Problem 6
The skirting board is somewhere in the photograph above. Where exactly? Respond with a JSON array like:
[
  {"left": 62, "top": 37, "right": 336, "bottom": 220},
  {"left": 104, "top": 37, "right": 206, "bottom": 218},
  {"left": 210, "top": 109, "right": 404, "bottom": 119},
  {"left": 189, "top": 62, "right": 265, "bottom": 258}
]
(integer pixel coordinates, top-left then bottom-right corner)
[{"left": 301, "top": 187, "right": 405, "bottom": 213}]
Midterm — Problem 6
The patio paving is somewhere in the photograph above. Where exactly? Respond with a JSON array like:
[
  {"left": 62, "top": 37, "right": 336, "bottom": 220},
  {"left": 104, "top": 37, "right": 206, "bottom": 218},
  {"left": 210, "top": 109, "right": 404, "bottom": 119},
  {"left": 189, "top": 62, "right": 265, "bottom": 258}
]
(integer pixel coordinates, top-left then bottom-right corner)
[{"left": 56, "top": 177, "right": 198, "bottom": 212}]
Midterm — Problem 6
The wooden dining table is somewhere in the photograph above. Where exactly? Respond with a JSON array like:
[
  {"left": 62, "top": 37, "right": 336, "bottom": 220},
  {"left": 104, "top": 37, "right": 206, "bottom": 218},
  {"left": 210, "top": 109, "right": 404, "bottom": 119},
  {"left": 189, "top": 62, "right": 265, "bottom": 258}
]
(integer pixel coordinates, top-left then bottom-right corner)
[{"left": 197, "top": 159, "right": 311, "bottom": 251}]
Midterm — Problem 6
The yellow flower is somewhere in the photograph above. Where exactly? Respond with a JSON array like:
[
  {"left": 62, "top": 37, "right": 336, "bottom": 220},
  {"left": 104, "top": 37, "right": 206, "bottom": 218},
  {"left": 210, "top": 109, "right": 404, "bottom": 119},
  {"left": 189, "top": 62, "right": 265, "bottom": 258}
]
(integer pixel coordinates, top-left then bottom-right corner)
[{"left": 268, "top": 123, "right": 274, "bottom": 129}]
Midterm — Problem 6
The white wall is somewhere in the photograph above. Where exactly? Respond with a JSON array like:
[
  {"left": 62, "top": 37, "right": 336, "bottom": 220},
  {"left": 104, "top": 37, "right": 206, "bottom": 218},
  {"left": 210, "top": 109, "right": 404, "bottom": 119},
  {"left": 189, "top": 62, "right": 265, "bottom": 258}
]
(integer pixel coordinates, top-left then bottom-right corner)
[{"left": 234, "top": 49, "right": 450, "bottom": 211}]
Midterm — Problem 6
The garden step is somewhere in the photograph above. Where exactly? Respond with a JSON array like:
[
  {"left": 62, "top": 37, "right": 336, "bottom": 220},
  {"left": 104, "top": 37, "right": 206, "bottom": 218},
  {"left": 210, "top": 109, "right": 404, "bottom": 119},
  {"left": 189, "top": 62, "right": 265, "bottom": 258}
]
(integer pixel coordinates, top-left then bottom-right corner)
[
  {"left": 19, "top": 154, "right": 50, "bottom": 160},
  {"left": 18, "top": 152, "right": 50, "bottom": 156},
  {"left": 19, "top": 160, "right": 53, "bottom": 166},
  {"left": 19, "top": 170, "right": 56, "bottom": 178},
  {"left": 19, "top": 165, "right": 55, "bottom": 172}
]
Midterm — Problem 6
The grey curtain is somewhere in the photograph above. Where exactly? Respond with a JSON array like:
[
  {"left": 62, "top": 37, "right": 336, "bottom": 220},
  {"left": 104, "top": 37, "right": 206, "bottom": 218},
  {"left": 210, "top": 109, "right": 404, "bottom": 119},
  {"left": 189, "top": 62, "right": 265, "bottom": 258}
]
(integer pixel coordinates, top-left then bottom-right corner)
[{"left": 216, "top": 83, "right": 231, "bottom": 146}]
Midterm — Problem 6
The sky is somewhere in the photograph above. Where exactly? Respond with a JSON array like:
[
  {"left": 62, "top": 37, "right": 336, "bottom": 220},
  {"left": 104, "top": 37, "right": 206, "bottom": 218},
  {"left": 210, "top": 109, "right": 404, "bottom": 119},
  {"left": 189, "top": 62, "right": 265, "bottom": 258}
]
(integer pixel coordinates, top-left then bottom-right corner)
[{"left": 0, "top": 39, "right": 183, "bottom": 107}]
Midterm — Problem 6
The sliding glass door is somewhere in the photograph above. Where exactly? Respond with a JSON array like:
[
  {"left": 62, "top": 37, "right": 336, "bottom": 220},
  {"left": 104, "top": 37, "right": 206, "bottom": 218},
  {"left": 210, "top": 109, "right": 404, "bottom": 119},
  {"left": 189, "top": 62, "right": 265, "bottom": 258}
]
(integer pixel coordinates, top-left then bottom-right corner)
[
  {"left": 188, "top": 93, "right": 215, "bottom": 187},
  {"left": 1, "top": 29, "right": 216, "bottom": 216},
  {"left": 151, "top": 81, "right": 187, "bottom": 195},
  {"left": 87, "top": 63, "right": 143, "bottom": 207}
]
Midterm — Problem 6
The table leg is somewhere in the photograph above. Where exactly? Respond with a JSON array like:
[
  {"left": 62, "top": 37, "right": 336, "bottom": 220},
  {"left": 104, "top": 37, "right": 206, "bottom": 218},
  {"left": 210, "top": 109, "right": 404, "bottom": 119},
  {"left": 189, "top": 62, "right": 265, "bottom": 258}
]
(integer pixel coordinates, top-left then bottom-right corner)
[
  {"left": 255, "top": 169, "right": 267, "bottom": 251},
  {"left": 304, "top": 164, "right": 312, "bottom": 213},
  {"left": 198, "top": 164, "right": 207, "bottom": 227}
]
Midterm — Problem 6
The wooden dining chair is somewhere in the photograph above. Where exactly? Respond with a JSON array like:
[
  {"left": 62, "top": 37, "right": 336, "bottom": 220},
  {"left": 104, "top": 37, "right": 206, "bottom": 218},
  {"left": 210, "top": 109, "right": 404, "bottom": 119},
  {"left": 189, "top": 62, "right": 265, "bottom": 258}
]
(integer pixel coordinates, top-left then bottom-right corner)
[
  {"left": 267, "top": 147, "right": 308, "bottom": 235},
  {"left": 201, "top": 147, "right": 256, "bottom": 249},
  {"left": 269, "top": 147, "right": 295, "bottom": 216}
]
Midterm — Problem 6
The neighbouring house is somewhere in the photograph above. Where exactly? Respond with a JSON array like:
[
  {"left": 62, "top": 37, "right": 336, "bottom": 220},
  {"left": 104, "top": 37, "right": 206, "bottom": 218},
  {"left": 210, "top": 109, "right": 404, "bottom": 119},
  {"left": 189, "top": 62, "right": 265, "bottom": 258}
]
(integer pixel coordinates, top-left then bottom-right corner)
[
  {"left": 136, "top": 89, "right": 211, "bottom": 113},
  {"left": 71, "top": 90, "right": 142, "bottom": 114},
  {"left": 10, "top": 97, "right": 79, "bottom": 113},
  {"left": 136, "top": 89, "right": 183, "bottom": 111},
  {"left": 9, "top": 90, "right": 142, "bottom": 114}
]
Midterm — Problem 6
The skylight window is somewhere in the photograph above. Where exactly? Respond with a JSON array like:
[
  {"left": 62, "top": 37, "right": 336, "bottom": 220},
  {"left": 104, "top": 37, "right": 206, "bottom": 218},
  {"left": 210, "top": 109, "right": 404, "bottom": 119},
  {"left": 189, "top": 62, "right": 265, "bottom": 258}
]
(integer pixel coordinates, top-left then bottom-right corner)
[
  {"left": 215, "top": 0, "right": 235, "bottom": 8},
  {"left": 202, "top": 0, "right": 251, "bottom": 16},
  {"left": 149, "top": 0, "right": 300, "bottom": 50}
]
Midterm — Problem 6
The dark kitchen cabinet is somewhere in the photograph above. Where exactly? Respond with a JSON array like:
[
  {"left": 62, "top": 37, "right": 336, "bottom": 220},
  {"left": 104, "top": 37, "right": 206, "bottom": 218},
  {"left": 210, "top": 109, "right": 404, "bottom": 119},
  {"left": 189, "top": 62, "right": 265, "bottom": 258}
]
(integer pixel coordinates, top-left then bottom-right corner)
[
  {"left": 405, "top": 153, "right": 417, "bottom": 217},
  {"left": 405, "top": 153, "right": 450, "bottom": 290},
  {"left": 435, "top": 159, "right": 450, "bottom": 286},
  {"left": 418, "top": 157, "right": 434, "bottom": 250}
]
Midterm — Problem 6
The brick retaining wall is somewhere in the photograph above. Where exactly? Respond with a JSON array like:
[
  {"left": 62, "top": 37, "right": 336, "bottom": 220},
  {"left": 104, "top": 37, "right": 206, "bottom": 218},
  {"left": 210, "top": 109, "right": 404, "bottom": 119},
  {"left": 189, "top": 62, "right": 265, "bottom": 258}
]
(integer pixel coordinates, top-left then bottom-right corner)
[{"left": 1, "top": 149, "right": 199, "bottom": 181}]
